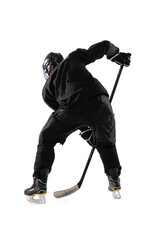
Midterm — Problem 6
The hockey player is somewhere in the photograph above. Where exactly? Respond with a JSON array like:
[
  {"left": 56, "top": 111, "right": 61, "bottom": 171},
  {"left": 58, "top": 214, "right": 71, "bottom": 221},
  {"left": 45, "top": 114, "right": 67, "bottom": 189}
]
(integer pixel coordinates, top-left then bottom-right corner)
[{"left": 24, "top": 40, "right": 131, "bottom": 203}]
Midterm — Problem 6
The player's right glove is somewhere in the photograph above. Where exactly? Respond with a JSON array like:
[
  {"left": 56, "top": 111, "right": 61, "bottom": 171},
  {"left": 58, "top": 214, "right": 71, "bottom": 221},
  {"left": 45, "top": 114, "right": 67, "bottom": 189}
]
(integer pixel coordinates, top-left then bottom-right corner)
[{"left": 110, "top": 52, "right": 131, "bottom": 67}]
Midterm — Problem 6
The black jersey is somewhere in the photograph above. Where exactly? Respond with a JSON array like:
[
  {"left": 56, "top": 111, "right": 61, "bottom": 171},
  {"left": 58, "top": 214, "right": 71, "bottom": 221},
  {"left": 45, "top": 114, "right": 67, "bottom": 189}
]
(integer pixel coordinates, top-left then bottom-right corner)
[{"left": 42, "top": 40, "right": 119, "bottom": 110}]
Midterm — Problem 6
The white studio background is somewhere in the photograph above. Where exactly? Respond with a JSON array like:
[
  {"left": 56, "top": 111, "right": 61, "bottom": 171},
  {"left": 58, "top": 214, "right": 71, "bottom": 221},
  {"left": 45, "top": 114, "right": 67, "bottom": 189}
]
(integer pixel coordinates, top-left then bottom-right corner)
[{"left": 0, "top": 0, "right": 160, "bottom": 239}]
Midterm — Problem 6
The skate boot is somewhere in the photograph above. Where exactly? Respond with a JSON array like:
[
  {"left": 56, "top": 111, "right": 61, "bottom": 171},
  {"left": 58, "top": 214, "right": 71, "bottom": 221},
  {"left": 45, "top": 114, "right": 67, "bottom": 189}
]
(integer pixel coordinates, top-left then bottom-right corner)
[
  {"left": 107, "top": 168, "right": 121, "bottom": 199},
  {"left": 24, "top": 169, "right": 49, "bottom": 204}
]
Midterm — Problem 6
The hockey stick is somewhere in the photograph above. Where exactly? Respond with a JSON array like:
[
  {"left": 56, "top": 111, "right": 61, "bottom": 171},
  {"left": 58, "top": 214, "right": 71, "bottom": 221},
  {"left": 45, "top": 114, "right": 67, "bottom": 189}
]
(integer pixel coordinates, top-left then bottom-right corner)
[{"left": 54, "top": 65, "right": 124, "bottom": 198}]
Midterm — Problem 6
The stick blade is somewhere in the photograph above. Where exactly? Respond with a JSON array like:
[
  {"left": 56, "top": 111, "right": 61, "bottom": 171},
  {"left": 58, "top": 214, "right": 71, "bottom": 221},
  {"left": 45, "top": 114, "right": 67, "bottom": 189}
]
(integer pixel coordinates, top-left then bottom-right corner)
[{"left": 54, "top": 184, "right": 79, "bottom": 198}]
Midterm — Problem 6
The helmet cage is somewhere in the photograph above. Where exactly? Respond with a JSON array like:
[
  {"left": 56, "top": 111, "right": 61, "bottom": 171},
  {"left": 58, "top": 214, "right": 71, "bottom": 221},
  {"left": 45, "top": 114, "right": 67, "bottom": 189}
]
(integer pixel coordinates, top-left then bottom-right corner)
[{"left": 42, "top": 52, "right": 64, "bottom": 80}]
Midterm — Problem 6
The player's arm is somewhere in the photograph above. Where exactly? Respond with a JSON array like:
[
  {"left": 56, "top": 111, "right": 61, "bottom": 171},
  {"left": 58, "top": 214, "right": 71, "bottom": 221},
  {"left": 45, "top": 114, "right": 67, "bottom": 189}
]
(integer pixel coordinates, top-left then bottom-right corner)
[
  {"left": 75, "top": 40, "right": 131, "bottom": 67},
  {"left": 75, "top": 40, "right": 119, "bottom": 65}
]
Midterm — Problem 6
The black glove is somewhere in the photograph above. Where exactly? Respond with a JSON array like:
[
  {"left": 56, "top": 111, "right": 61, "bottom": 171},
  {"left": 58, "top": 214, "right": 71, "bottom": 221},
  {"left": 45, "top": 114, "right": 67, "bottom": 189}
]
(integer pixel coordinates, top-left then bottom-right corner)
[
  {"left": 111, "top": 52, "right": 131, "bottom": 67},
  {"left": 79, "top": 127, "right": 95, "bottom": 147}
]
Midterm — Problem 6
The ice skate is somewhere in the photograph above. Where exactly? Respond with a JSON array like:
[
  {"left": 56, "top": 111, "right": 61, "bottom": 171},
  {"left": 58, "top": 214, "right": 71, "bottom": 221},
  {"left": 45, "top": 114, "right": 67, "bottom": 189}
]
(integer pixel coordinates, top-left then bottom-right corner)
[
  {"left": 24, "top": 178, "right": 47, "bottom": 204},
  {"left": 108, "top": 168, "right": 121, "bottom": 199},
  {"left": 24, "top": 169, "right": 49, "bottom": 204}
]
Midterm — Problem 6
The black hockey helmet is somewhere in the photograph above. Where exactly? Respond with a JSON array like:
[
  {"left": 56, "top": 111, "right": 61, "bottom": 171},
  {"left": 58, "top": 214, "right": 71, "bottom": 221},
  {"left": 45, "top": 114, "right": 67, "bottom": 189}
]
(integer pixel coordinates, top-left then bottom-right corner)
[{"left": 42, "top": 52, "right": 64, "bottom": 80}]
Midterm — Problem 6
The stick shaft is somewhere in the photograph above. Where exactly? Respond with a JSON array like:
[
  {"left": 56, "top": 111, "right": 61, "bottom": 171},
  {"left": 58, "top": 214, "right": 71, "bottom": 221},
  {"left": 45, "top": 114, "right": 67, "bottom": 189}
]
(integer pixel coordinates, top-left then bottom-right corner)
[
  {"left": 109, "top": 65, "right": 124, "bottom": 103},
  {"left": 78, "top": 147, "right": 95, "bottom": 188}
]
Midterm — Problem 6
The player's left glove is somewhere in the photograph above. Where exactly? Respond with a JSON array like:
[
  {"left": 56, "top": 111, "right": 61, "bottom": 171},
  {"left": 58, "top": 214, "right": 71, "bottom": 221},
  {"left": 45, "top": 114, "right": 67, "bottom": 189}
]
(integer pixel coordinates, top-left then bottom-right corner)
[{"left": 110, "top": 52, "right": 131, "bottom": 67}]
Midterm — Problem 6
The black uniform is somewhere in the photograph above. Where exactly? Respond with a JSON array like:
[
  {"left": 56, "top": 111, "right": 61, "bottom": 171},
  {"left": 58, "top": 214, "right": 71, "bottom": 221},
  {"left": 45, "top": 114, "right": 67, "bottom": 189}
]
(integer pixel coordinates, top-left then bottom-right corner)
[{"left": 33, "top": 41, "right": 121, "bottom": 178}]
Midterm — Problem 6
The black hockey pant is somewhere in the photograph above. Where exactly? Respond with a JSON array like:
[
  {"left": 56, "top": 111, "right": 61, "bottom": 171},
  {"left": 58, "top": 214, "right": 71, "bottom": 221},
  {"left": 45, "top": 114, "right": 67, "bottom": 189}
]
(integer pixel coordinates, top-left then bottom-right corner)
[{"left": 33, "top": 95, "right": 121, "bottom": 178}]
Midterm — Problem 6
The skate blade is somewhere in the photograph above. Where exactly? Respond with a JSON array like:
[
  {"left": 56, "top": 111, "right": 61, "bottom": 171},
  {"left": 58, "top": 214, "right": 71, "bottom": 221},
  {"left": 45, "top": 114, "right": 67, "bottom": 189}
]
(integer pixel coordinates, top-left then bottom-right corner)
[
  {"left": 112, "top": 189, "right": 121, "bottom": 199},
  {"left": 27, "top": 193, "right": 46, "bottom": 204}
]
